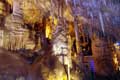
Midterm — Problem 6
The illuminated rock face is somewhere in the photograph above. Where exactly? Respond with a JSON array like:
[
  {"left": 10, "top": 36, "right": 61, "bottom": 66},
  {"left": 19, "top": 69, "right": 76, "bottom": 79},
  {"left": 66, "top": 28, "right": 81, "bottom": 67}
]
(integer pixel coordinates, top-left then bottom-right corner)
[
  {"left": 13, "top": 0, "right": 22, "bottom": 17},
  {"left": 0, "top": 30, "right": 4, "bottom": 47},
  {"left": 0, "top": 2, "right": 4, "bottom": 15},
  {"left": 92, "top": 38, "right": 115, "bottom": 76},
  {"left": 4, "top": 14, "right": 30, "bottom": 50},
  {"left": 3, "top": 0, "right": 35, "bottom": 50},
  {"left": 0, "top": 0, "right": 11, "bottom": 16},
  {"left": 0, "top": 0, "right": 11, "bottom": 29},
  {"left": 116, "top": 49, "right": 120, "bottom": 66},
  {"left": 52, "top": 24, "right": 69, "bottom": 65},
  {"left": 3, "top": 0, "right": 24, "bottom": 50}
]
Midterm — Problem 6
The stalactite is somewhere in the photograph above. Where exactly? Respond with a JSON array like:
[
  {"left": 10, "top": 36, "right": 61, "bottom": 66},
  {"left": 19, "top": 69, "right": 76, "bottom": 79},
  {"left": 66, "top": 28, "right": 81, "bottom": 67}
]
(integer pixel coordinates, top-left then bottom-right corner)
[{"left": 99, "top": 11, "right": 105, "bottom": 35}]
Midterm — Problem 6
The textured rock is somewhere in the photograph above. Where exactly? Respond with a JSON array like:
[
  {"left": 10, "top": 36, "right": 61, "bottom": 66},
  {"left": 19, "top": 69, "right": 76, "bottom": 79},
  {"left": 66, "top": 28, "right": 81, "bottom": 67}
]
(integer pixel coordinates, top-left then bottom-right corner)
[
  {"left": 91, "top": 37, "right": 115, "bottom": 76},
  {"left": 0, "top": 48, "right": 29, "bottom": 80}
]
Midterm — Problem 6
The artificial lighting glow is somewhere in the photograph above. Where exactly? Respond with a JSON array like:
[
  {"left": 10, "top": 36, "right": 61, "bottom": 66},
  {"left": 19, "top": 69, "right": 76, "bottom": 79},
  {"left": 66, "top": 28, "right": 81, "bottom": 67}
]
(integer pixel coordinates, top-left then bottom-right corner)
[
  {"left": 115, "top": 42, "right": 120, "bottom": 46},
  {"left": 46, "top": 25, "right": 52, "bottom": 39},
  {"left": 7, "top": 0, "right": 13, "bottom": 5},
  {"left": 0, "top": 2, "right": 4, "bottom": 14},
  {"left": 114, "top": 42, "right": 120, "bottom": 50},
  {"left": 45, "top": 17, "right": 52, "bottom": 39},
  {"left": 53, "top": 41, "right": 70, "bottom": 65},
  {"left": 48, "top": 74, "right": 67, "bottom": 80},
  {"left": 21, "top": 1, "right": 40, "bottom": 23},
  {"left": 63, "top": 7, "right": 74, "bottom": 21},
  {"left": 54, "top": 17, "right": 58, "bottom": 26},
  {"left": 53, "top": 41, "right": 68, "bottom": 55},
  {"left": 113, "top": 54, "right": 119, "bottom": 70},
  {"left": 119, "top": 66, "right": 120, "bottom": 71}
]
